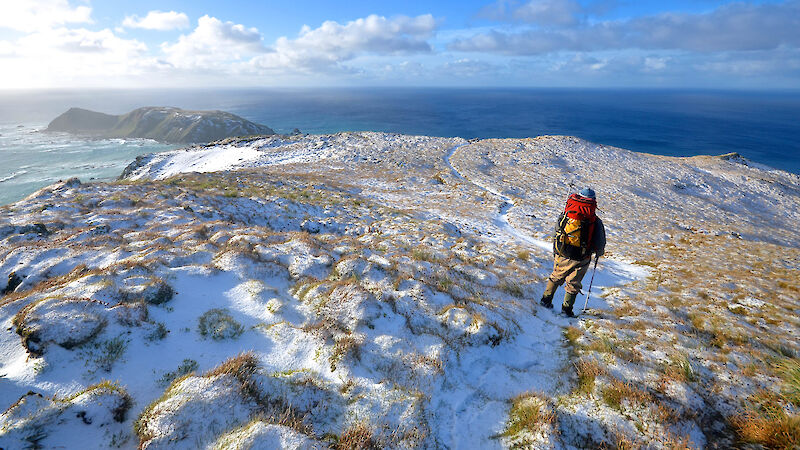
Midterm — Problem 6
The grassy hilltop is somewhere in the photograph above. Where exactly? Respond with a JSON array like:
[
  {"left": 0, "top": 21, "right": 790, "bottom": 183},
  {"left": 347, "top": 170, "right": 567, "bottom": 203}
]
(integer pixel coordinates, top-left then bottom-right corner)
[{"left": 0, "top": 133, "right": 798, "bottom": 449}]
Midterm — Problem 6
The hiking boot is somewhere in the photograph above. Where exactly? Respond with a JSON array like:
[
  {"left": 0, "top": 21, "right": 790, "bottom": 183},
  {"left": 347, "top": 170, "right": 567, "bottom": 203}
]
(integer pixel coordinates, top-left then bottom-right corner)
[
  {"left": 540, "top": 280, "right": 557, "bottom": 308},
  {"left": 562, "top": 292, "right": 578, "bottom": 317}
]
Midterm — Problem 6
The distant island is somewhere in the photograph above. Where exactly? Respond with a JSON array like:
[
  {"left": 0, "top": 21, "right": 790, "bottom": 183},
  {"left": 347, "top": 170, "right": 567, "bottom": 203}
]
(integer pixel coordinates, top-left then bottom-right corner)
[{"left": 45, "top": 106, "right": 275, "bottom": 144}]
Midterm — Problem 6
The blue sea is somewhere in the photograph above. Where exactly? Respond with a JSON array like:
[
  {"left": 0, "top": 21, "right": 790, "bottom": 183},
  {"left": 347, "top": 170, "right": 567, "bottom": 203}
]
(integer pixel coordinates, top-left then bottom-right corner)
[{"left": 1, "top": 88, "right": 799, "bottom": 205}]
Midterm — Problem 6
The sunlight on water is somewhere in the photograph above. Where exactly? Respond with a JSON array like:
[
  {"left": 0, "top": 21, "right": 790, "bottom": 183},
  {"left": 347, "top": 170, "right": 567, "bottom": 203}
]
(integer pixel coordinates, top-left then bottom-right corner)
[
  {"left": 0, "top": 123, "right": 176, "bottom": 205},
  {"left": 1, "top": 88, "right": 798, "bottom": 207}
]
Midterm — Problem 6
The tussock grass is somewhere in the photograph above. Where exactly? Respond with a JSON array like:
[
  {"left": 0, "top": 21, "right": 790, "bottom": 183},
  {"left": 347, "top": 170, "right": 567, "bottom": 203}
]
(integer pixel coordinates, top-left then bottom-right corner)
[
  {"left": 63, "top": 380, "right": 133, "bottom": 422},
  {"left": 732, "top": 393, "right": 800, "bottom": 449},
  {"left": 500, "top": 392, "right": 554, "bottom": 442},
  {"left": 135, "top": 353, "right": 264, "bottom": 445},
  {"left": 146, "top": 321, "right": 169, "bottom": 341},
  {"left": 664, "top": 354, "right": 697, "bottom": 383},
  {"left": 335, "top": 422, "right": 378, "bottom": 450},
  {"left": 205, "top": 352, "right": 259, "bottom": 381},
  {"left": 498, "top": 280, "right": 524, "bottom": 298},
  {"left": 14, "top": 296, "right": 109, "bottom": 356},
  {"left": 765, "top": 341, "right": 796, "bottom": 359},
  {"left": 85, "top": 336, "right": 128, "bottom": 373},
  {"left": 407, "top": 353, "right": 444, "bottom": 375},
  {"left": 600, "top": 378, "right": 650, "bottom": 410},
  {"left": 158, "top": 359, "right": 199, "bottom": 386},
  {"left": 330, "top": 335, "right": 360, "bottom": 372},
  {"left": 434, "top": 275, "right": 454, "bottom": 293},
  {"left": 564, "top": 326, "right": 582, "bottom": 347},
  {"left": 778, "top": 358, "right": 800, "bottom": 406},
  {"left": 587, "top": 336, "right": 615, "bottom": 354},
  {"left": 198, "top": 308, "right": 245, "bottom": 340},
  {"left": 204, "top": 352, "right": 270, "bottom": 411},
  {"left": 574, "top": 357, "right": 604, "bottom": 395},
  {"left": 1, "top": 264, "right": 95, "bottom": 307},
  {"left": 410, "top": 248, "right": 437, "bottom": 262}
]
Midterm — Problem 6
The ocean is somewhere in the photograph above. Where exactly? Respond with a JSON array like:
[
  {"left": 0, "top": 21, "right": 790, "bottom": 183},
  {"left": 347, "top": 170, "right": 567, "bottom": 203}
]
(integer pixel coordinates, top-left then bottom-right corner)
[{"left": 1, "top": 88, "right": 799, "bottom": 206}]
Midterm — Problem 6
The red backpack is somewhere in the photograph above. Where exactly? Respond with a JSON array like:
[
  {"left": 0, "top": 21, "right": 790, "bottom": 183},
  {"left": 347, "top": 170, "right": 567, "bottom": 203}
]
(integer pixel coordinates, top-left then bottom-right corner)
[{"left": 554, "top": 194, "right": 597, "bottom": 259}]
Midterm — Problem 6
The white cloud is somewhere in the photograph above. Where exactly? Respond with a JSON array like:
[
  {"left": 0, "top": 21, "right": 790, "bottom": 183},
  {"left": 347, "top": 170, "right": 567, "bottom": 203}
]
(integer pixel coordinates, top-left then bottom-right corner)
[
  {"left": 0, "top": 41, "right": 15, "bottom": 56},
  {"left": 514, "top": 0, "right": 581, "bottom": 26},
  {"left": 644, "top": 56, "right": 668, "bottom": 72},
  {"left": 440, "top": 58, "right": 498, "bottom": 77},
  {"left": 0, "top": 0, "right": 92, "bottom": 32},
  {"left": 482, "top": 0, "right": 582, "bottom": 26},
  {"left": 0, "top": 11, "right": 439, "bottom": 86},
  {"left": 694, "top": 49, "right": 800, "bottom": 77},
  {"left": 0, "top": 27, "right": 155, "bottom": 87},
  {"left": 1, "top": 3, "right": 794, "bottom": 88},
  {"left": 251, "top": 14, "right": 437, "bottom": 73},
  {"left": 122, "top": 10, "right": 190, "bottom": 31},
  {"left": 452, "top": 0, "right": 800, "bottom": 54},
  {"left": 161, "top": 15, "right": 267, "bottom": 69},
  {"left": 18, "top": 27, "right": 147, "bottom": 55}
]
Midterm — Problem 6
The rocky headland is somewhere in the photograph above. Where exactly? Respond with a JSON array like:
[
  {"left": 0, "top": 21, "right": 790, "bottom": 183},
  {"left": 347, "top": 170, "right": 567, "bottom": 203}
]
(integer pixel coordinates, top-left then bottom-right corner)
[
  {"left": 45, "top": 107, "right": 275, "bottom": 144},
  {"left": 0, "top": 133, "right": 798, "bottom": 449}
]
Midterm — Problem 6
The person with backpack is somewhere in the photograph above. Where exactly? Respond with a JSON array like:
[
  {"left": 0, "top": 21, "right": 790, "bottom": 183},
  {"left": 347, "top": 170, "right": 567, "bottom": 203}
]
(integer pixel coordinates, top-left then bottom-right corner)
[{"left": 540, "top": 188, "right": 606, "bottom": 317}]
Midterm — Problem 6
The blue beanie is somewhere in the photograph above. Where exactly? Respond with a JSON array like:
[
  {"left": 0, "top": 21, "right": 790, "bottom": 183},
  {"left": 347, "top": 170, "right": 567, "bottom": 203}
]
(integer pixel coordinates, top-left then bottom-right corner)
[{"left": 579, "top": 188, "right": 596, "bottom": 199}]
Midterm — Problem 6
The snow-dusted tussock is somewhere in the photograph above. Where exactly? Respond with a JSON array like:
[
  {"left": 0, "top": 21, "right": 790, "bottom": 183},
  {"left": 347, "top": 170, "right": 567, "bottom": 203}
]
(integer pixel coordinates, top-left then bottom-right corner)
[
  {"left": 121, "top": 132, "right": 464, "bottom": 180},
  {"left": 211, "top": 421, "right": 322, "bottom": 450},
  {"left": 1, "top": 133, "right": 798, "bottom": 448},
  {"left": 0, "top": 382, "right": 132, "bottom": 449},
  {"left": 136, "top": 365, "right": 261, "bottom": 449},
  {"left": 448, "top": 136, "right": 800, "bottom": 249},
  {"left": 14, "top": 296, "right": 146, "bottom": 356}
]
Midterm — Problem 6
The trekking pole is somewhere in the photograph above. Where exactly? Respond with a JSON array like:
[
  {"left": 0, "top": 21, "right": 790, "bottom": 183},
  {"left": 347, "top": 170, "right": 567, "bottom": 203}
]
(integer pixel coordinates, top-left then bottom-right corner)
[{"left": 581, "top": 255, "right": 599, "bottom": 314}]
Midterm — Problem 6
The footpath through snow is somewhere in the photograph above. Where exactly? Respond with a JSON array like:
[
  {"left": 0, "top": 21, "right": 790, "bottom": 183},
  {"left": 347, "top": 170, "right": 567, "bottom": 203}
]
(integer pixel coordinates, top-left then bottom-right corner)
[
  {"left": 444, "top": 142, "right": 647, "bottom": 315},
  {"left": 2, "top": 132, "right": 798, "bottom": 449}
]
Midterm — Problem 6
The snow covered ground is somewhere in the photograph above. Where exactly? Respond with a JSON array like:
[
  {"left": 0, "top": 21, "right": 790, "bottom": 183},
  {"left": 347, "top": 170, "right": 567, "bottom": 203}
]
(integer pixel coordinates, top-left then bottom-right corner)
[{"left": 1, "top": 132, "right": 798, "bottom": 449}]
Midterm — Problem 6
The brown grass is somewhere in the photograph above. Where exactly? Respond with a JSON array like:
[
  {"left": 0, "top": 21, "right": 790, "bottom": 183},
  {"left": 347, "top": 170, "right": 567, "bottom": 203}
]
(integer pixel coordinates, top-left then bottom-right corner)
[
  {"left": 204, "top": 352, "right": 262, "bottom": 404},
  {"left": 336, "top": 422, "right": 378, "bottom": 450},
  {"left": 574, "top": 357, "right": 604, "bottom": 395},
  {"left": 663, "top": 354, "right": 697, "bottom": 383},
  {"left": 330, "top": 335, "right": 360, "bottom": 371},
  {"left": 732, "top": 409, "right": 800, "bottom": 449},
  {"left": 0, "top": 264, "right": 95, "bottom": 307},
  {"left": 600, "top": 377, "right": 651, "bottom": 410},
  {"left": 501, "top": 392, "right": 554, "bottom": 441},
  {"left": 564, "top": 326, "right": 582, "bottom": 347},
  {"left": 777, "top": 358, "right": 800, "bottom": 406}
]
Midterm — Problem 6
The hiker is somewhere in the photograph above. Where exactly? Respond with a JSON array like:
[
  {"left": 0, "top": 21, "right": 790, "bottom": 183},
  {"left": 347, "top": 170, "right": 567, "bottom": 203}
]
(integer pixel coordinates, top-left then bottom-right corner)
[{"left": 540, "top": 188, "right": 606, "bottom": 317}]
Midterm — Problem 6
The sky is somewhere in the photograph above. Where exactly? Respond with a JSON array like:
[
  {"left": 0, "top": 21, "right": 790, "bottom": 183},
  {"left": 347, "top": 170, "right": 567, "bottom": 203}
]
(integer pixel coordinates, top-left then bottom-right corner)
[{"left": 0, "top": 0, "right": 798, "bottom": 89}]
